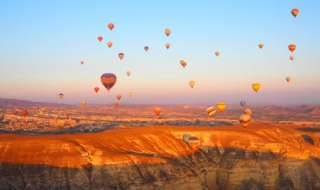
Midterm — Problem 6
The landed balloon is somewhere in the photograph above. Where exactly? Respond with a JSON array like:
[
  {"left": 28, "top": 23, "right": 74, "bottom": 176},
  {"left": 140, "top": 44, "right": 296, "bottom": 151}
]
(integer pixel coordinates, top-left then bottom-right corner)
[
  {"left": 189, "top": 81, "right": 195, "bottom": 88},
  {"left": 286, "top": 77, "right": 291, "bottom": 83},
  {"left": 94, "top": 87, "right": 99, "bottom": 93},
  {"left": 180, "top": 60, "right": 187, "bottom": 68},
  {"left": 144, "top": 46, "right": 149, "bottom": 52},
  {"left": 126, "top": 71, "right": 131, "bottom": 76},
  {"left": 291, "top": 8, "right": 299, "bottom": 18},
  {"left": 240, "top": 101, "right": 246, "bottom": 107},
  {"left": 290, "top": 56, "right": 294, "bottom": 61},
  {"left": 216, "top": 102, "right": 226, "bottom": 112},
  {"left": 215, "top": 51, "right": 220, "bottom": 57},
  {"left": 58, "top": 93, "right": 64, "bottom": 99},
  {"left": 101, "top": 73, "right": 117, "bottom": 92},
  {"left": 243, "top": 108, "right": 252, "bottom": 116},
  {"left": 108, "top": 23, "right": 114, "bottom": 30},
  {"left": 259, "top": 44, "right": 264, "bottom": 49},
  {"left": 128, "top": 92, "right": 132, "bottom": 97},
  {"left": 116, "top": 94, "right": 121, "bottom": 101},
  {"left": 107, "top": 41, "right": 112, "bottom": 48},
  {"left": 118, "top": 53, "right": 124, "bottom": 60},
  {"left": 252, "top": 83, "right": 261, "bottom": 92},
  {"left": 154, "top": 107, "right": 162, "bottom": 116},
  {"left": 165, "top": 43, "right": 171, "bottom": 49},
  {"left": 81, "top": 100, "right": 86, "bottom": 106},
  {"left": 288, "top": 44, "right": 296, "bottom": 53},
  {"left": 165, "top": 28, "right": 171, "bottom": 36},
  {"left": 239, "top": 114, "right": 251, "bottom": 128},
  {"left": 21, "top": 109, "right": 28, "bottom": 117},
  {"left": 97, "top": 36, "right": 103, "bottom": 42},
  {"left": 206, "top": 106, "right": 216, "bottom": 117}
]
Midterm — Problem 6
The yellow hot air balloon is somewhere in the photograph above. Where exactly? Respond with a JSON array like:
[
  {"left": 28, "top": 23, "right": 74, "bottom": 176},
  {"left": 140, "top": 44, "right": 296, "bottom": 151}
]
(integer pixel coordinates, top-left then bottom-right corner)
[
  {"left": 180, "top": 60, "right": 187, "bottom": 68},
  {"left": 243, "top": 108, "right": 252, "bottom": 116},
  {"left": 128, "top": 92, "right": 132, "bottom": 97},
  {"left": 107, "top": 41, "right": 112, "bottom": 48},
  {"left": 165, "top": 28, "right": 171, "bottom": 36},
  {"left": 189, "top": 81, "right": 195, "bottom": 88},
  {"left": 290, "top": 56, "right": 294, "bottom": 61},
  {"left": 81, "top": 100, "right": 86, "bottom": 106},
  {"left": 239, "top": 114, "right": 251, "bottom": 127},
  {"left": 288, "top": 44, "right": 296, "bottom": 53},
  {"left": 252, "top": 83, "right": 261, "bottom": 92},
  {"left": 215, "top": 51, "right": 220, "bottom": 57},
  {"left": 165, "top": 43, "right": 171, "bottom": 49},
  {"left": 216, "top": 102, "right": 226, "bottom": 112},
  {"left": 126, "top": 71, "right": 131, "bottom": 76},
  {"left": 206, "top": 106, "right": 216, "bottom": 117},
  {"left": 291, "top": 8, "right": 299, "bottom": 18},
  {"left": 259, "top": 44, "right": 264, "bottom": 49},
  {"left": 286, "top": 77, "right": 291, "bottom": 83}
]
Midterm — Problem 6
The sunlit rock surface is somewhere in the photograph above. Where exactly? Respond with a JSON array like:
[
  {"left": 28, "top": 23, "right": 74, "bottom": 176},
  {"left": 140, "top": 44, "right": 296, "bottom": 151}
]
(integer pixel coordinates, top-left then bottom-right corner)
[{"left": 0, "top": 123, "right": 319, "bottom": 189}]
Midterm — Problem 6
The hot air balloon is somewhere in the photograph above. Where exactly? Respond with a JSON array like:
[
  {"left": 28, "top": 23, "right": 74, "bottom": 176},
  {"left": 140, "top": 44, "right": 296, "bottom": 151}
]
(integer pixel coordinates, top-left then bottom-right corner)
[
  {"left": 21, "top": 109, "right": 28, "bottom": 117},
  {"left": 290, "top": 56, "right": 294, "bottom": 61},
  {"left": 252, "top": 83, "right": 261, "bottom": 92},
  {"left": 94, "top": 87, "right": 99, "bottom": 93},
  {"left": 165, "top": 43, "right": 170, "bottom": 49},
  {"left": 180, "top": 60, "right": 187, "bottom": 68},
  {"left": 154, "top": 107, "right": 162, "bottom": 116},
  {"left": 216, "top": 102, "right": 226, "bottom": 112},
  {"left": 215, "top": 51, "right": 220, "bottom": 57},
  {"left": 126, "top": 71, "right": 131, "bottom": 76},
  {"left": 165, "top": 28, "right": 171, "bottom": 36},
  {"left": 144, "top": 46, "right": 149, "bottom": 52},
  {"left": 58, "top": 93, "right": 64, "bottom": 99},
  {"left": 118, "top": 53, "right": 124, "bottom": 60},
  {"left": 107, "top": 41, "right": 112, "bottom": 48},
  {"left": 128, "top": 92, "right": 132, "bottom": 97},
  {"left": 97, "top": 36, "right": 103, "bottom": 42},
  {"left": 12, "top": 110, "right": 18, "bottom": 115},
  {"left": 291, "top": 8, "right": 299, "bottom": 18},
  {"left": 116, "top": 94, "right": 121, "bottom": 101},
  {"left": 108, "top": 23, "right": 114, "bottom": 30},
  {"left": 189, "top": 81, "right": 195, "bottom": 88},
  {"left": 288, "top": 44, "right": 296, "bottom": 53},
  {"left": 259, "top": 44, "right": 264, "bottom": 49},
  {"left": 81, "top": 100, "right": 86, "bottom": 106},
  {"left": 243, "top": 108, "right": 252, "bottom": 116},
  {"left": 240, "top": 101, "right": 246, "bottom": 107},
  {"left": 286, "top": 77, "right": 291, "bottom": 83},
  {"left": 80, "top": 61, "right": 84, "bottom": 65},
  {"left": 114, "top": 102, "right": 119, "bottom": 107},
  {"left": 58, "top": 120, "right": 66, "bottom": 127},
  {"left": 239, "top": 114, "right": 251, "bottom": 127},
  {"left": 206, "top": 106, "right": 216, "bottom": 117},
  {"left": 101, "top": 73, "right": 117, "bottom": 92}
]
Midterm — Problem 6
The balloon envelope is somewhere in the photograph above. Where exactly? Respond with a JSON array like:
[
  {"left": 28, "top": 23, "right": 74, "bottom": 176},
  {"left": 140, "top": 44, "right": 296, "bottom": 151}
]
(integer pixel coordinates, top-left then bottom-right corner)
[
  {"left": 180, "top": 60, "right": 187, "bottom": 68},
  {"left": 206, "top": 106, "right": 216, "bottom": 117},
  {"left": 239, "top": 114, "right": 251, "bottom": 127},
  {"left": 290, "top": 56, "right": 294, "bottom": 61},
  {"left": 80, "top": 61, "right": 84, "bottom": 65},
  {"left": 94, "top": 87, "right": 99, "bottom": 93},
  {"left": 215, "top": 51, "right": 220, "bottom": 57},
  {"left": 114, "top": 102, "right": 119, "bottom": 107},
  {"left": 165, "top": 43, "right": 170, "bottom": 49},
  {"left": 243, "top": 108, "right": 252, "bottom": 116},
  {"left": 107, "top": 42, "right": 112, "bottom": 48},
  {"left": 21, "top": 109, "right": 28, "bottom": 117},
  {"left": 81, "top": 100, "right": 86, "bottom": 106},
  {"left": 144, "top": 46, "right": 149, "bottom": 52},
  {"left": 154, "top": 107, "right": 162, "bottom": 116},
  {"left": 291, "top": 8, "right": 299, "bottom": 18},
  {"left": 165, "top": 28, "right": 171, "bottom": 36},
  {"left": 108, "top": 23, "right": 114, "bottom": 30},
  {"left": 126, "top": 71, "right": 131, "bottom": 76},
  {"left": 288, "top": 44, "right": 296, "bottom": 53},
  {"left": 286, "top": 77, "right": 291, "bottom": 82},
  {"left": 118, "top": 53, "right": 124, "bottom": 60},
  {"left": 252, "top": 83, "right": 261, "bottom": 92},
  {"left": 58, "top": 93, "right": 63, "bottom": 99},
  {"left": 101, "top": 73, "right": 117, "bottom": 92},
  {"left": 259, "top": 44, "right": 264, "bottom": 49},
  {"left": 216, "top": 102, "right": 226, "bottom": 112},
  {"left": 97, "top": 36, "right": 103, "bottom": 42},
  {"left": 116, "top": 94, "right": 121, "bottom": 101},
  {"left": 240, "top": 101, "right": 246, "bottom": 107},
  {"left": 189, "top": 81, "right": 195, "bottom": 88}
]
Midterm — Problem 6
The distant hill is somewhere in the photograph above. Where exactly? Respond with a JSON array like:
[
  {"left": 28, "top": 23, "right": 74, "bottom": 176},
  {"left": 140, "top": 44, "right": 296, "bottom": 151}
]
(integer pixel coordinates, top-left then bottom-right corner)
[{"left": 0, "top": 98, "right": 68, "bottom": 107}]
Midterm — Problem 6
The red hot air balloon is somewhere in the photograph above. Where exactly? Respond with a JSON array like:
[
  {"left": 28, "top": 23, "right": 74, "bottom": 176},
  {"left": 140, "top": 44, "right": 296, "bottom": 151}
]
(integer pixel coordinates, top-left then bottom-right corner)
[
  {"left": 21, "top": 109, "right": 28, "bottom": 117},
  {"left": 94, "top": 87, "right": 99, "bottom": 93},
  {"left": 108, "top": 23, "right": 114, "bottom": 31},
  {"left": 114, "top": 102, "right": 119, "bottom": 107},
  {"left": 97, "top": 36, "right": 103, "bottom": 42},
  {"left": 101, "top": 73, "right": 117, "bottom": 92},
  {"left": 116, "top": 94, "right": 121, "bottom": 101}
]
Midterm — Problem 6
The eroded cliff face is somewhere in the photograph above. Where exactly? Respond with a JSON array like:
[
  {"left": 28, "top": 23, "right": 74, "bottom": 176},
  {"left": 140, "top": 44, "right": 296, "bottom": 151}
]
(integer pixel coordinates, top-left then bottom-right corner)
[{"left": 0, "top": 123, "right": 319, "bottom": 190}]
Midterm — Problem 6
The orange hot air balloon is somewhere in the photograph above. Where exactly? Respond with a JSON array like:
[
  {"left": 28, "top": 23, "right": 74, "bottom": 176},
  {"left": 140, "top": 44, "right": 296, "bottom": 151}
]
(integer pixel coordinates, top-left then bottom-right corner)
[
  {"left": 97, "top": 36, "right": 103, "bottom": 42},
  {"left": 154, "top": 107, "right": 162, "bottom": 116},
  {"left": 286, "top": 77, "right": 291, "bottom": 83},
  {"left": 126, "top": 71, "right": 131, "bottom": 76},
  {"left": 180, "top": 60, "right": 187, "bottom": 68},
  {"left": 216, "top": 102, "right": 226, "bottom": 112},
  {"left": 259, "top": 44, "right": 264, "bottom": 49},
  {"left": 94, "top": 87, "right": 99, "bottom": 93},
  {"left": 290, "top": 56, "right": 294, "bottom": 61},
  {"left": 215, "top": 51, "right": 220, "bottom": 57},
  {"left": 165, "top": 28, "right": 171, "bottom": 36},
  {"left": 80, "top": 61, "right": 84, "bottom": 65},
  {"left": 243, "top": 108, "right": 252, "bottom": 116},
  {"left": 118, "top": 53, "right": 124, "bottom": 60},
  {"left": 116, "top": 94, "right": 121, "bottom": 101},
  {"left": 81, "top": 100, "right": 86, "bottom": 106},
  {"left": 291, "top": 8, "right": 299, "bottom": 18},
  {"left": 165, "top": 43, "right": 171, "bottom": 49},
  {"left": 252, "top": 83, "right": 261, "bottom": 92},
  {"left": 239, "top": 114, "right": 251, "bottom": 127},
  {"left": 108, "top": 23, "right": 114, "bottom": 30},
  {"left": 58, "top": 93, "right": 64, "bottom": 99},
  {"left": 107, "top": 41, "right": 112, "bottom": 48},
  {"left": 21, "top": 109, "right": 28, "bottom": 117},
  {"left": 128, "top": 92, "right": 132, "bottom": 97},
  {"left": 189, "top": 81, "right": 195, "bottom": 88},
  {"left": 114, "top": 102, "right": 119, "bottom": 107},
  {"left": 144, "top": 46, "right": 149, "bottom": 52},
  {"left": 288, "top": 44, "right": 296, "bottom": 53}
]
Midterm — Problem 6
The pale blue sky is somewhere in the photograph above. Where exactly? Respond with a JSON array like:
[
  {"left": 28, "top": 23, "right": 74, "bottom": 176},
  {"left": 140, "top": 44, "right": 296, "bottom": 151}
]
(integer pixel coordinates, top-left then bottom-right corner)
[{"left": 1, "top": 0, "right": 319, "bottom": 105}]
